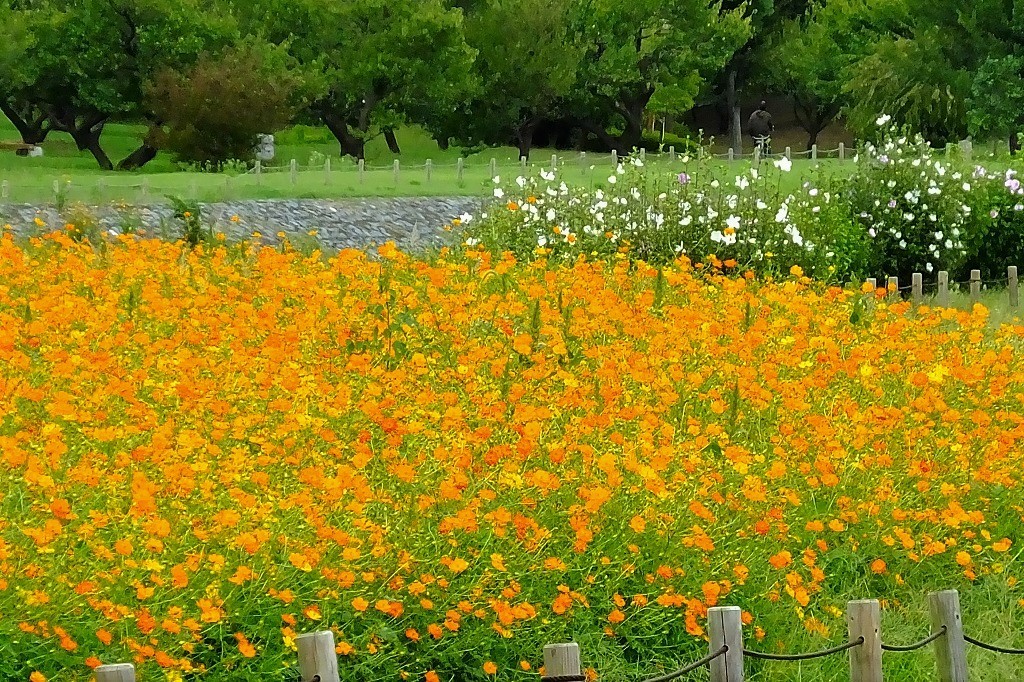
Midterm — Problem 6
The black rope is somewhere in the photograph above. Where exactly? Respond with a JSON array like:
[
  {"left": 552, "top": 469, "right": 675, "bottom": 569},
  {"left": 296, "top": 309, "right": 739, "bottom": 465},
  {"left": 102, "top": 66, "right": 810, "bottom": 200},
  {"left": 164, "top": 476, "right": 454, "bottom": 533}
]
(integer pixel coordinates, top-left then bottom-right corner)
[
  {"left": 964, "top": 633, "right": 1024, "bottom": 655},
  {"left": 541, "top": 676, "right": 587, "bottom": 682},
  {"left": 882, "top": 626, "right": 947, "bottom": 652},
  {"left": 640, "top": 645, "right": 729, "bottom": 682},
  {"left": 743, "top": 636, "right": 864, "bottom": 661}
]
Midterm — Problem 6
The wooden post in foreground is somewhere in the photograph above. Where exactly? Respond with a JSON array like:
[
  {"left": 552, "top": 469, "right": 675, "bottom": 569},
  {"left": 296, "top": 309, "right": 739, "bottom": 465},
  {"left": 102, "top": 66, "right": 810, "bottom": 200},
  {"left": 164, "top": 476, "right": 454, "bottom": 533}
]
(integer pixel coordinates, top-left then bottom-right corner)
[
  {"left": 393, "top": 159, "right": 400, "bottom": 185},
  {"left": 95, "top": 664, "right": 135, "bottom": 682},
  {"left": 324, "top": 158, "right": 331, "bottom": 185},
  {"left": 520, "top": 156, "right": 527, "bottom": 173},
  {"left": 785, "top": 146, "right": 792, "bottom": 160},
  {"left": 297, "top": 631, "right": 341, "bottom": 682},
  {"left": 839, "top": 142, "right": 846, "bottom": 161},
  {"left": 489, "top": 157, "right": 497, "bottom": 179},
  {"left": 938, "top": 271, "right": 950, "bottom": 308},
  {"left": 811, "top": 143, "right": 818, "bottom": 161},
  {"left": 848, "top": 599, "right": 883, "bottom": 682},
  {"left": 1010, "top": 266, "right": 1019, "bottom": 310},
  {"left": 709, "top": 606, "right": 744, "bottom": 682},
  {"left": 888, "top": 276, "right": 899, "bottom": 300},
  {"left": 551, "top": 153, "right": 558, "bottom": 171},
  {"left": 912, "top": 272, "right": 923, "bottom": 303},
  {"left": 970, "top": 270, "right": 981, "bottom": 306},
  {"left": 543, "top": 643, "right": 581, "bottom": 680},
  {"left": 425, "top": 159, "right": 432, "bottom": 183},
  {"left": 290, "top": 159, "right": 297, "bottom": 186},
  {"left": 928, "top": 590, "right": 968, "bottom": 682},
  {"left": 456, "top": 157, "right": 464, "bottom": 185},
  {"left": 728, "top": 148, "right": 735, "bottom": 163},
  {"left": 358, "top": 158, "right": 365, "bottom": 184},
  {"left": 612, "top": 150, "right": 618, "bottom": 166}
]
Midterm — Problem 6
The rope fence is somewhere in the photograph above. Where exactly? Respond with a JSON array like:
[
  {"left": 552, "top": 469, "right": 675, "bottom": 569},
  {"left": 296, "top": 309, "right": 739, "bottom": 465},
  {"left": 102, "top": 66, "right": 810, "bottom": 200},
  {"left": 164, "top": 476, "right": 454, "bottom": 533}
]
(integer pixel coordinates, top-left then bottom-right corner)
[
  {"left": 89, "top": 589, "right": 1024, "bottom": 682},
  {"left": 865, "top": 266, "right": 1021, "bottom": 311}
]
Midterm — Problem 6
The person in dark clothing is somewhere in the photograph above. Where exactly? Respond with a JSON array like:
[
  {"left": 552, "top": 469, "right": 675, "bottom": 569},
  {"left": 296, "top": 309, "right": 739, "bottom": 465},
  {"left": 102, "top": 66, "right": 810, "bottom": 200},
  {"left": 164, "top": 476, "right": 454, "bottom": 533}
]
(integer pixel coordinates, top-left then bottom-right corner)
[{"left": 748, "top": 101, "right": 774, "bottom": 155}]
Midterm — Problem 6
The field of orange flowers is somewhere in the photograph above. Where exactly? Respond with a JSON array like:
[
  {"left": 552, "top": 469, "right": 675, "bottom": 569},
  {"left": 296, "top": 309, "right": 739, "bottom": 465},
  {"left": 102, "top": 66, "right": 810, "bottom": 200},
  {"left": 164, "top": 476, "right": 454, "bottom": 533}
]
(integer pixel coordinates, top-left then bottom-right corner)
[{"left": 2, "top": 231, "right": 1024, "bottom": 681}]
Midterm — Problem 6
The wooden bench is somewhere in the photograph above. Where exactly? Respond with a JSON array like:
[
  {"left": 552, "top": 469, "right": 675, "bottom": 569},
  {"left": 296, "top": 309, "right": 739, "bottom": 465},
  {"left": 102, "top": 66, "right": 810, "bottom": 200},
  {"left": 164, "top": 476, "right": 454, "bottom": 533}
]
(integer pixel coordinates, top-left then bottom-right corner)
[{"left": 0, "top": 141, "right": 36, "bottom": 156}]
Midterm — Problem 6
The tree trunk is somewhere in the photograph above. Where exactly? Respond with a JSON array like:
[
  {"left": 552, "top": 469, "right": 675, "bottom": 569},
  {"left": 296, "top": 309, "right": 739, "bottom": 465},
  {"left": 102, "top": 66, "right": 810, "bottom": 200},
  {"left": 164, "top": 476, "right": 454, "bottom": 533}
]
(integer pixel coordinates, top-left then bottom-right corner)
[
  {"left": 79, "top": 128, "right": 113, "bottom": 170},
  {"left": 0, "top": 100, "right": 50, "bottom": 144},
  {"left": 516, "top": 120, "right": 538, "bottom": 160},
  {"left": 117, "top": 123, "right": 162, "bottom": 171},
  {"left": 322, "top": 111, "right": 366, "bottom": 160},
  {"left": 1011, "top": 131, "right": 1020, "bottom": 157},
  {"left": 118, "top": 142, "right": 159, "bottom": 170},
  {"left": 727, "top": 70, "right": 742, "bottom": 155},
  {"left": 437, "top": 137, "right": 450, "bottom": 151},
  {"left": 383, "top": 128, "right": 401, "bottom": 154}
]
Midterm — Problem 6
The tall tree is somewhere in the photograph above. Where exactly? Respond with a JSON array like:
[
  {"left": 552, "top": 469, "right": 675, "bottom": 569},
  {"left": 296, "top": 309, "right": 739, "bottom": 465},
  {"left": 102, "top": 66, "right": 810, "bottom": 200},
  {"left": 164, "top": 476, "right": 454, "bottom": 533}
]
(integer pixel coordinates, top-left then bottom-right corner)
[
  {"left": 763, "top": 0, "right": 892, "bottom": 148},
  {"left": 433, "top": 0, "right": 580, "bottom": 159},
  {"left": 243, "top": 0, "right": 475, "bottom": 160},
  {"left": 714, "top": 0, "right": 815, "bottom": 154},
  {"left": 567, "top": 0, "right": 748, "bottom": 154}
]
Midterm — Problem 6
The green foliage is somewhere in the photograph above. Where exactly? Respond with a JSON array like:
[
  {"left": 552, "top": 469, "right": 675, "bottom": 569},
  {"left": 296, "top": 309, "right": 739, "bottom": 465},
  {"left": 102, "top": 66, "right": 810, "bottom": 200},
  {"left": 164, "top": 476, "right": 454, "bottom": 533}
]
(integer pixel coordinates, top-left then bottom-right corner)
[
  {"left": 168, "top": 196, "right": 207, "bottom": 246},
  {"left": 148, "top": 40, "right": 302, "bottom": 166},
  {"left": 968, "top": 56, "right": 1024, "bottom": 143}
]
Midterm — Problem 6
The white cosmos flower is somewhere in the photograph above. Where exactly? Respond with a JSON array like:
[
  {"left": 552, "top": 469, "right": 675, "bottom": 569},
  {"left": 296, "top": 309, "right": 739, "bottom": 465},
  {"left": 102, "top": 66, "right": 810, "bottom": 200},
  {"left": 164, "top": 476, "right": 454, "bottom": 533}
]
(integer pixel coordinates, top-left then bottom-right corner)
[
  {"left": 774, "top": 157, "right": 793, "bottom": 172},
  {"left": 756, "top": 200, "right": 767, "bottom": 210},
  {"left": 926, "top": 262, "right": 934, "bottom": 272},
  {"left": 775, "top": 205, "right": 788, "bottom": 223},
  {"left": 681, "top": 216, "right": 692, "bottom": 226},
  {"left": 546, "top": 209, "right": 556, "bottom": 221},
  {"left": 540, "top": 170, "right": 555, "bottom": 182},
  {"left": 537, "top": 235, "right": 548, "bottom": 246},
  {"left": 899, "top": 239, "right": 907, "bottom": 248},
  {"left": 726, "top": 215, "right": 741, "bottom": 230},
  {"left": 711, "top": 230, "right": 737, "bottom": 245},
  {"left": 493, "top": 176, "right": 501, "bottom": 184},
  {"left": 608, "top": 175, "right": 617, "bottom": 184},
  {"left": 493, "top": 188, "right": 505, "bottom": 198},
  {"left": 459, "top": 213, "right": 473, "bottom": 224},
  {"left": 876, "top": 114, "right": 892, "bottom": 126},
  {"left": 465, "top": 237, "right": 480, "bottom": 246},
  {"left": 710, "top": 179, "right": 720, "bottom": 188},
  {"left": 736, "top": 176, "right": 749, "bottom": 190}
]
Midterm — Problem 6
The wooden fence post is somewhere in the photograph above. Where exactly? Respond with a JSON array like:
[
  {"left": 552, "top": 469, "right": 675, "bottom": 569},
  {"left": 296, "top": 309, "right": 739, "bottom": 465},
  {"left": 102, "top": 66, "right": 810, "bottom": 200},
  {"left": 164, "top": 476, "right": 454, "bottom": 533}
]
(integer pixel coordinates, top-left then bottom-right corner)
[
  {"left": 324, "top": 158, "right": 331, "bottom": 185},
  {"left": 612, "top": 150, "right": 618, "bottom": 166},
  {"left": 839, "top": 142, "right": 846, "bottom": 161},
  {"left": 785, "top": 146, "right": 792, "bottom": 160},
  {"left": 888, "top": 276, "right": 899, "bottom": 300},
  {"left": 393, "top": 159, "right": 400, "bottom": 185},
  {"left": 938, "top": 271, "right": 949, "bottom": 308},
  {"left": 358, "top": 159, "right": 365, "bottom": 185},
  {"left": 489, "top": 157, "right": 497, "bottom": 179},
  {"left": 551, "top": 153, "right": 558, "bottom": 171},
  {"left": 912, "top": 272, "right": 923, "bottom": 303},
  {"left": 970, "top": 270, "right": 981, "bottom": 306},
  {"left": 753, "top": 146, "right": 761, "bottom": 166},
  {"left": 812, "top": 143, "right": 818, "bottom": 161},
  {"left": 543, "top": 642, "right": 581, "bottom": 680},
  {"left": 425, "top": 159, "right": 432, "bottom": 183},
  {"left": 848, "top": 599, "right": 883, "bottom": 682},
  {"left": 297, "top": 631, "right": 341, "bottom": 682},
  {"left": 709, "top": 606, "right": 744, "bottom": 682},
  {"left": 457, "top": 157, "right": 464, "bottom": 185},
  {"left": 255, "top": 160, "right": 262, "bottom": 186},
  {"left": 639, "top": 148, "right": 646, "bottom": 162},
  {"left": 928, "top": 590, "right": 968, "bottom": 682},
  {"left": 290, "top": 159, "right": 297, "bottom": 186},
  {"left": 1, "top": 179, "right": 8, "bottom": 201},
  {"left": 520, "top": 156, "right": 527, "bottom": 173},
  {"left": 52, "top": 179, "right": 60, "bottom": 204},
  {"left": 669, "top": 145, "right": 676, "bottom": 162},
  {"left": 95, "top": 663, "right": 135, "bottom": 682},
  {"left": 1010, "top": 266, "right": 1019, "bottom": 310},
  {"left": 728, "top": 148, "right": 735, "bottom": 163}
]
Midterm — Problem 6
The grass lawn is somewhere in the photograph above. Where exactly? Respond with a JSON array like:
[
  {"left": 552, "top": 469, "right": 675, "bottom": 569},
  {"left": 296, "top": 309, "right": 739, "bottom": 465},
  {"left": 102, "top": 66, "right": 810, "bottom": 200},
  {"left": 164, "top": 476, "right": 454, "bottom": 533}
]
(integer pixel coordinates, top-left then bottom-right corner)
[{"left": 0, "top": 118, "right": 847, "bottom": 204}]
